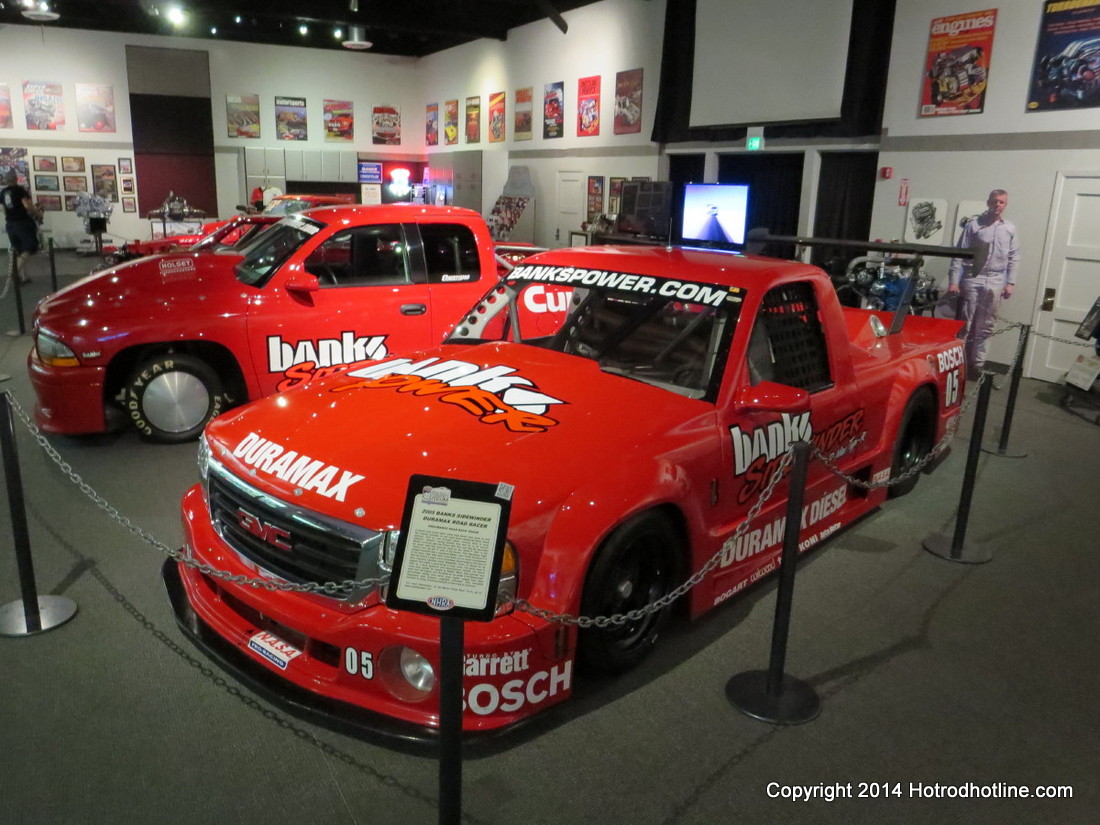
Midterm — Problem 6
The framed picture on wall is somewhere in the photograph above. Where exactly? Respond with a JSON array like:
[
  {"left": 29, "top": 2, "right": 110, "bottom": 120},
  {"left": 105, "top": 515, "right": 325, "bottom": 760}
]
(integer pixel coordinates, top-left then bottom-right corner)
[
  {"left": 61, "top": 156, "right": 85, "bottom": 173},
  {"left": 37, "top": 194, "right": 62, "bottom": 211},
  {"left": 91, "top": 164, "right": 118, "bottom": 201},
  {"left": 34, "top": 174, "right": 59, "bottom": 191},
  {"left": 118, "top": 157, "right": 133, "bottom": 174},
  {"left": 122, "top": 197, "right": 137, "bottom": 213},
  {"left": 33, "top": 155, "right": 57, "bottom": 172},
  {"left": 121, "top": 177, "right": 134, "bottom": 194},
  {"left": 608, "top": 176, "right": 626, "bottom": 214},
  {"left": 63, "top": 175, "right": 88, "bottom": 192}
]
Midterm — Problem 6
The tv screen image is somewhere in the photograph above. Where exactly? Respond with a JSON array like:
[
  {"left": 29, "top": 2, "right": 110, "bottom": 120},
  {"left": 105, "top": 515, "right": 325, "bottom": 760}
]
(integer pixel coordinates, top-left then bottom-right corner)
[{"left": 680, "top": 183, "right": 749, "bottom": 245}]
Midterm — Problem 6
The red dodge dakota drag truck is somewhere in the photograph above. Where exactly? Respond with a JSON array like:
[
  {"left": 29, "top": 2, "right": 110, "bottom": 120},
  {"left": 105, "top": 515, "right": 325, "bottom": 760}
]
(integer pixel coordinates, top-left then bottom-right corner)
[
  {"left": 164, "top": 244, "right": 966, "bottom": 738},
  {"left": 29, "top": 204, "right": 513, "bottom": 442}
]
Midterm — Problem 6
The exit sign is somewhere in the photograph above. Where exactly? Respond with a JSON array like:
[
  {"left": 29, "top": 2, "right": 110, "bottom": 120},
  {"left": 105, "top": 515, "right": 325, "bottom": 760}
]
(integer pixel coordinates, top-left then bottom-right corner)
[{"left": 746, "top": 136, "right": 764, "bottom": 151}]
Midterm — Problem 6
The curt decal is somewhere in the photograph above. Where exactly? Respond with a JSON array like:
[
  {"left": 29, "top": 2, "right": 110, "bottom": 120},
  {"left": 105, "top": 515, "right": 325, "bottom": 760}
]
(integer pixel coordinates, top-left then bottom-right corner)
[{"left": 334, "top": 356, "right": 566, "bottom": 434}]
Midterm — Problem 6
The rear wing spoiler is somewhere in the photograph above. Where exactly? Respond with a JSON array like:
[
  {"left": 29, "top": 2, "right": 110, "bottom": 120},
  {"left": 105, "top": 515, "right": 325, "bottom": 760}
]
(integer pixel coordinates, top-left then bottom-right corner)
[{"left": 750, "top": 233, "right": 973, "bottom": 335}]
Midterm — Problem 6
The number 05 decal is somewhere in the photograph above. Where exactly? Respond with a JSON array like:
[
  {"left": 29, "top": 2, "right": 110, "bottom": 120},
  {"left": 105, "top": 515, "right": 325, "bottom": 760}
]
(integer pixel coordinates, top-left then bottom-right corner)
[
  {"left": 945, "top": 369, "right": 960, "bottom": 407},
  {"left": 344, "top": 648, "right": 374, "bottom": 679}
]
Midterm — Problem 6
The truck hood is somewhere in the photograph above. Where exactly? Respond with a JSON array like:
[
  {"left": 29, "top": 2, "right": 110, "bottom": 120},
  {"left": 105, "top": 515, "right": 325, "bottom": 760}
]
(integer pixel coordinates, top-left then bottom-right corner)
[{"left": 205, "top": 341, "right": 714, "bottom": 529}]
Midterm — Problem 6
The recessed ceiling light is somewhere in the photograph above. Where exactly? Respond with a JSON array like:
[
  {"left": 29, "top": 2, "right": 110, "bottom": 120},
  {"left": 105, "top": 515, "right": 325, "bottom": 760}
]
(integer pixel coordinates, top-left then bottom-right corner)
[
  {"left": 298, "top": 24, "right": 308, "bottom": 36},
  {"left": 342, "top": 24, "right": 372, "bottom": 50}
]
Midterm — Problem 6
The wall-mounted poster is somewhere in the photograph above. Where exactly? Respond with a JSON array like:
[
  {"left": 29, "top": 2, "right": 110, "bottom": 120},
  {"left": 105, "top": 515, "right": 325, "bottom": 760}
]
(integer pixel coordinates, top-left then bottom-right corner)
[
  {"left": 23, "top": 81, "right": 64, "bottom": 130},
  {"left": 465, "top": 96, "right": 481, "bottom": 143},
  {"left": 614, "top": 68, "right": 643, "bottom": 134},
  {"left": 275, "top": 96, "right": 307, "bottom": 140},
  {"left": 75, "top": 83, "right": 116, "bottom": 132},
  {"left": 1029, "top": 0, "right": 1100, "bottom": 110},
  {"left": 586, "top": 175, "right": 605, "bottom": 222},
  {"left": 488, "top": 92, "right": 505, "bottom": 143},
  {"left": 444, "top": 99, "right": 459, "bottom": 145},
  {"left": 34, "top": 155, "right": 57, "bottom": 171},
  {"left": 118, "top": 157, "right": 132, "bottom": 174},
  {"left": 91, "top": 164, "right": 118, "bottom": 201},
  {"left": 904, "top": 197, "right": 947, "bottom": 245},
  {"left": 0, "top": 147, "right": 29, "bottom": 186},
  {"left": 37, "top": 194, "right": 61, "bottom": 211},
  {"left": 514, "top": 87, "right": 533, "bottom": 141},
  {"left": 324, "top": 99, "right": 354, "bottom": 142},
  {"left": 608, "top": 176, "right": 626, "bottom": 215},
  {"left": 226, "top": 94, "right": 260, "bottom": 138},
  {"left": 372, "top": 105, "right": 400, "bottom": 145},
  {"left": 919, "top": 10, "right": 996, "bottom": 117},
  {"left": 63, "top": 175, "right": 87, "bottom": 192},
  {"left": 425, "top": 103, "right": 439, "bottom": 146},
  {"left": 34, "top": 174, "right": 58, "bottom": 191},
  {"left": 0, "top": 85, "right": 12, "bottom": 129},
  {"left": 61, "top": 156, "right": 84, "bottom": 173},
  {"left": 121, "top": 177, "right": 134, "bottom": 194},
  {"left": 543, "top": 81, "right": 564, "bottom": 139},
  {"left": 122, "top": 196, "right": 137, "bottom": 213},
  {"left": 578, "top": 75, "right": 601, "bottom": 137}
]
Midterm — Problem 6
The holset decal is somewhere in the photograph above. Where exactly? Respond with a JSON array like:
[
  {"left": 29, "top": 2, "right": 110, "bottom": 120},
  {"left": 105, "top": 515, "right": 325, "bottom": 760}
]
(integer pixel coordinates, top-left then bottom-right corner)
[{"left": 334, "top": 356, "right": 565, "bottom": 434}]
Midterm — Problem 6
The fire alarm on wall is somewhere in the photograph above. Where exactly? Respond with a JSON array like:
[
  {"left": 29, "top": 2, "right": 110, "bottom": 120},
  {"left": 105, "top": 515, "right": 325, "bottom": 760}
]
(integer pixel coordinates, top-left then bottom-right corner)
[{"left": 880, "top": 167, "right": 894, "bottom": 179}]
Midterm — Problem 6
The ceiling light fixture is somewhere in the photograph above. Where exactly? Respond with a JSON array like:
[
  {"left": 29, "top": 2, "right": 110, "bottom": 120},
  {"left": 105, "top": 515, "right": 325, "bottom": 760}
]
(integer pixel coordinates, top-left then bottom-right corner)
[
  {"left": 298, "top": 23, "right": 309, "bottom": 35},
  {"left": 166, "top": 6, "right": 186, "bottom": 26},
  {"left": 334, "top": 28, "right": 343, "bottom": 39},
  {"left": 342, "top": 24, "right": 372, "bottom": 50},
  {"left": 21, "top": 1, "right": 59, "bottom": 21}
]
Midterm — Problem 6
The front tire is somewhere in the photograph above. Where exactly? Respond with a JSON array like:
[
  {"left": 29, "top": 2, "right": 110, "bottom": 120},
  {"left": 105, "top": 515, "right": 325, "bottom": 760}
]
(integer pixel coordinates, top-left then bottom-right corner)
[
  {"left": 125, "top": 353, "right": 224, "bottom": 443},
  {"left": 577, "top": 512, "right": 681, "bottom": 675},
  {"left": 887, "top": 389, "right": 935, "bottom": 498}
]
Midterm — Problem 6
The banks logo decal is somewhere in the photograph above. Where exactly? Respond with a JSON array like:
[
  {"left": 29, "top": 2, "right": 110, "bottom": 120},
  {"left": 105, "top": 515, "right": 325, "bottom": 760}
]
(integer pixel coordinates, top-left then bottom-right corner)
[
  {"left": 335, "top": 356, "right": 565, "bottom": 434},
  {"left": 267, "top": 332, "right": 388, "bottom": 376},
  {"left": 730, "top": 409, "right": 865, "bottom": 503},
  {"left": 232, "top": 432, "right": 365, "bottom": 502}
]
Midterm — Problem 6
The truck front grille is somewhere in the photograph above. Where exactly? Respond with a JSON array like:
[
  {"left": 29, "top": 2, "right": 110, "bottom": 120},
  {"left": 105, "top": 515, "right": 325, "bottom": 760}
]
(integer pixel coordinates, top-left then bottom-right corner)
[{"left": 206, "top": 462, "right": 385, "bottom": 601}]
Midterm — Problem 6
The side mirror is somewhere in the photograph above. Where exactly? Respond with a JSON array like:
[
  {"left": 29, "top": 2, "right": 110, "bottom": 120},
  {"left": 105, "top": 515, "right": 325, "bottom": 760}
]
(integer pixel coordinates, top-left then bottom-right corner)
[
  {"left": 734, "top": 381, "right": 810, "bottom": 413},
  {"left": 285, "top": 273, "right": 321, "bottom": 296}
]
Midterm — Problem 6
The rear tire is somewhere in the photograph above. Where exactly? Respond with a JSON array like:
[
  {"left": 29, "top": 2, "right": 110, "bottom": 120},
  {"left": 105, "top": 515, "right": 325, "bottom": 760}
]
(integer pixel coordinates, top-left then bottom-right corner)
[
  {"left": 887, "top": 389, "right": 935, "bottom": 498},
  {"left": 577, "top": 513, "right": 681, "bottom": 675},
  {"left": 125, "top": 353, "right": 224, "bottom": 443}
]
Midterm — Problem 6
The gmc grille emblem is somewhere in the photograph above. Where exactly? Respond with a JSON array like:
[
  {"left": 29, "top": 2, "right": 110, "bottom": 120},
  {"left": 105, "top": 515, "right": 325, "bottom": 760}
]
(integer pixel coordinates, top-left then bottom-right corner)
[{"left": 235, "top": 507, "right": 292, "bottom": 551}]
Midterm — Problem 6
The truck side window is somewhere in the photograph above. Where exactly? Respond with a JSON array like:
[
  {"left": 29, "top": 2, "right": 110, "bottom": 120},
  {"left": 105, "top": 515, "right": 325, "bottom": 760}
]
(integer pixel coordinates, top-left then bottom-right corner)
[
  {"left": 305, "top": 224, "right": 410, "bottom": 286},
  {"left": 750, "top": 282, "right": 833, "bottom": 392},
  {"left": 419, "top": 223, "right": 481, "bottom": 284}
]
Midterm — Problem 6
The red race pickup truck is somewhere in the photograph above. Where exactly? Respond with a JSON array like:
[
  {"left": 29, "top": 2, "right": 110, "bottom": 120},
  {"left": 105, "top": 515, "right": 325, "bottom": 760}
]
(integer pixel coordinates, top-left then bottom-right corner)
[
  {"left": 29, "top": 204, "right": 515, "bottom": 442},
  {"left": 164, "top": 245, "right": 966, "bottom": 738}
]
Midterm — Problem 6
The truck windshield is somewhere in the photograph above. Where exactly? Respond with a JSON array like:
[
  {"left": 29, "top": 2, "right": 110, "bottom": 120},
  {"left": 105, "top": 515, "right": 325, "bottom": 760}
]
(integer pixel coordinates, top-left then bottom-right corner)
[
  {"left": 233, "top": 218, "right": 319, "bottom": 286},
  {"left": 448, "top": 272, "right": 743, "bottom": 400}
]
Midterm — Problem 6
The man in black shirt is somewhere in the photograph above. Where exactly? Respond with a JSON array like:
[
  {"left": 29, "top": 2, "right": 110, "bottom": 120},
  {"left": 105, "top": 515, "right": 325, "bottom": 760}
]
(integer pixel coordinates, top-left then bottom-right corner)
[{"left": 2, "top": 169, "right": 43, "bottom": 284}]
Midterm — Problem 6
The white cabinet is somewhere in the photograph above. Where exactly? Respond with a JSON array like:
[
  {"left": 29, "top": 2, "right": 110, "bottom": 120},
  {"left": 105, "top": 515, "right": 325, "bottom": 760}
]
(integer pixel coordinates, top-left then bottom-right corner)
[
  {"left": 244, "top": 147, "right": 285, "bottom": 177},
  {"left": 285, "top": 149, "right": 324, "bottom": 181}
]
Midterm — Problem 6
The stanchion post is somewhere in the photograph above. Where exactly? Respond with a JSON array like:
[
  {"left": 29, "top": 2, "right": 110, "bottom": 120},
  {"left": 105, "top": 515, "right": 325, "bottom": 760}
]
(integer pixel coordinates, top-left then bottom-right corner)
[
  {"left": 0, "top": 392, "right": 78, "bottom": 636},
  {"left": 923, "top": 374, "right": 994, "bottom": 564},
  {"left": 11, "top": 262, "right": 26, "bottom": 336},
  {"left": 726, "top": 441, "right": 821, "bottom": 725},
  {"left": 438, "top": 616, "right": 464, "bottom": 825},
  {"left": 48, "top": 237, "right": 58, "bottom": 293},
  {"left": 993, "top": 323, "right": 1030, "bottom": 457}
]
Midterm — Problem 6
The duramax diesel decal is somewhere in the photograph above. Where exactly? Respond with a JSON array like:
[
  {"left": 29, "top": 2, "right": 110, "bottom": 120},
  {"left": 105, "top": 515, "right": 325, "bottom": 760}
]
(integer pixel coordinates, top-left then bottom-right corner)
[
  {"left": 267, "top": 333, "right": 388, "bottom": 374},
  {"left": 730, "top": 409, "right": 865, "bottom": 503},
  {"left": 333, "top": 356, "right": 566, "bottom": 434},
  {"left": 508, "top": 264, "right": 745, "bottom": 307},
  {"left": 231, "top": 432, "right": 365, "bottom": 502}
]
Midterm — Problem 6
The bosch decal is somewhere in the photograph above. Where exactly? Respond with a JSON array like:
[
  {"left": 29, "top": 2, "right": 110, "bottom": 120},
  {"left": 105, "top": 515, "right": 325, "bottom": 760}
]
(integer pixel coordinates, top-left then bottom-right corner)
[
  {"left": 334, "top": 357, "right": 565, "bottom": 433},
  {"left": 463, "top": 661, "right": 573, "bottom": 716},
  {"left": 509, "top": 264, "right": 742, "bottom": 307},
  {"left": 232, "top": 432, "right": 365, "bottom": 502},
  {"left": 267, "top": 332, "right": 388, "bottom": 374},
  {"left": 937, "top": 345, "right": 965, "bottom": 373}
]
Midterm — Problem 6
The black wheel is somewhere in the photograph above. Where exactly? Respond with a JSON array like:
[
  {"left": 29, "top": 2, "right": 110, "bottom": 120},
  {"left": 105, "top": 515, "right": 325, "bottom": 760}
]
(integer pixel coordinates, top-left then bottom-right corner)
[
  {"left": 577, "top": 513, "right": 681, "bottom": 674},
  {"left": 887, "top": 389, "right": 935, "bottom": 498},
  {"left": 125, "top": 353, "right": 224, "bottom": 443}
]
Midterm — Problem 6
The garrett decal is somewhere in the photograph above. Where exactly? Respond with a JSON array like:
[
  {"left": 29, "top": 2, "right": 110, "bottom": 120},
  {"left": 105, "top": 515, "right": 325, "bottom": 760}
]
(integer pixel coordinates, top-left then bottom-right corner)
[
  {"left": 730, "top": 410, "right": 865, "bottom": 503},
  {"left": 267, "top": 333, "right": 388, "bottom": 374},
  {"left": 232, "top": 432, "right": 365, "bottom": 502},
  {"left": 334, "top": 357, "right": 565, "bottom": 433},
  {"left": 463, "top": 661, "right": 572, "bottom": 716},
  {"left": 464, "top": 649, "right": 532, "bottom": 677}
]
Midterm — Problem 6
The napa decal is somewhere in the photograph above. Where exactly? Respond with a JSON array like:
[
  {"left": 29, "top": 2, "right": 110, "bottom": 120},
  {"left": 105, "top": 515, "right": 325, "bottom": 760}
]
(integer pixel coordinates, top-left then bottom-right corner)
[
  {"left": 232, "top": 432, "right": 365, "bottom": 502},
  {"left": 333, "top": 356, "right": 566, "bottom": 434},
  {"left": 508, "top": 265, "right": 744, "bottom": 307},
  {"left": 730, "top": 409, "right": 865, "bottom": 503}
]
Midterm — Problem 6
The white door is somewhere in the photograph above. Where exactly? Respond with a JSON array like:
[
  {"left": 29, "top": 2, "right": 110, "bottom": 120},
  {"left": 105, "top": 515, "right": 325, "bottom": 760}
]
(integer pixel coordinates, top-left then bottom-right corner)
[
  {"left": 1028, "top": 171, "right": 1100, "bottom": 381},
  {"left": 555, "top": 171, "right": 584, "bottom": 248}
]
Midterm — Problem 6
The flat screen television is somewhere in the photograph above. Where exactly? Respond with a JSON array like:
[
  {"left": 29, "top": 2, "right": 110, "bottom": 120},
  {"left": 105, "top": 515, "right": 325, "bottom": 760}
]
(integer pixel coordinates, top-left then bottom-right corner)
[{"left": 679, "top": 183, "right": 750, "bottom": 247}]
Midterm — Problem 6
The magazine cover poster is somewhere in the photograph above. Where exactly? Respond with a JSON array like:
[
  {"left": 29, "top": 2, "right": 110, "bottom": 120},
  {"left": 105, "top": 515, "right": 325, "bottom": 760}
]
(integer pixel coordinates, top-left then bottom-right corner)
[
  {"left": 920, "top": 9, "right": 997, "bottom": 117},
  {"left": 226, "top": 94, "right": 260, "bottom": 138},
  {"left": 465, "top": 96, "right": 481, "bottom": 144},
  {"left": 0, "top": 147, "right": 29, "bottom": 186},
  {"left": 75, "top": 84, "right": 116, "bottom": 132},
  {"left": 275, "top": 96, "right": 308, "bottom": 140},
  {"left": 543, "top": 81, "right": 565, "bottom": 139},
  {"left": 577, "top": 75, "right": 601, "bottom": 137},
  {"left": 1029, "top": 0, "right": 1100, "bottom": 110},
  {"left": 426, "top": 103, "right": 439, "bottom": 146},
  {"left": 0, "top": 84, "right": 11, "bottom": 129},
  {"left": 586, "top": 175, "right": 605, "bottom": 222},
  {"left": 514, "top": 87, "right": 533, "bottom": 140},
  {"left": 372, "top": 105, "right": 401, "bottom": 145},
  {"left": 23, "top": 81, "right": 64, "bottom": 131},
  {"left": 444, "top": 99, "right": 459, "bottom": 145},
  {"left": 323, "top": 100, "right": 354, "bottom": 142},
  {"left": 613, "top": 68, "right": 643, "bottom": 134},
  {"left": 488, "top": 92, "right": 506, "bottom": 143}
]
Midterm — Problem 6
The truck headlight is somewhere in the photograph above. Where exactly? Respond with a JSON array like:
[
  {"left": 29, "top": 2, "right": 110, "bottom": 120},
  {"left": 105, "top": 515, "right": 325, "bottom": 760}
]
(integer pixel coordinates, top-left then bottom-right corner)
[
  {"left": 35, "top": 331, "right": 79, "bottom": 367},
  {"left": 197, "top": 434, "right": 211, "bottom": 481},
  {"left": 378, "top": 645, "right": 435, "bottom": 702},
  {"left": 495, "top": 541, "right": 518, "bottom": 615}
]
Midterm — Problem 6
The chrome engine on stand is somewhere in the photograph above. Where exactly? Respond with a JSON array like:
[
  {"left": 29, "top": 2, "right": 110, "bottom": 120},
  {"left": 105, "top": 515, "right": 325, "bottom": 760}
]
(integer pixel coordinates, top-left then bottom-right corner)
[{"left": 837, "top": 254, "right": 941, "bottom": 314}]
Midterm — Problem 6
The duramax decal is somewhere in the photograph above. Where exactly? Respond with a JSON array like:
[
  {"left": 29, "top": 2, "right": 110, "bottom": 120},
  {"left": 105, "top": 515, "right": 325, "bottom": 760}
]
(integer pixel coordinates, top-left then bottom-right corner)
[
  {"left": 232, "top": 432, "right": 365, "bottom": 502},
  {"left": 334, "top": 356, "right": 565, "bottom": 434},
  {"left": 267, "top": 333, "right": 388, "bottom": 373},
  {"left": 730, "top": 409, "right": 865, "bottom": 503}
]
